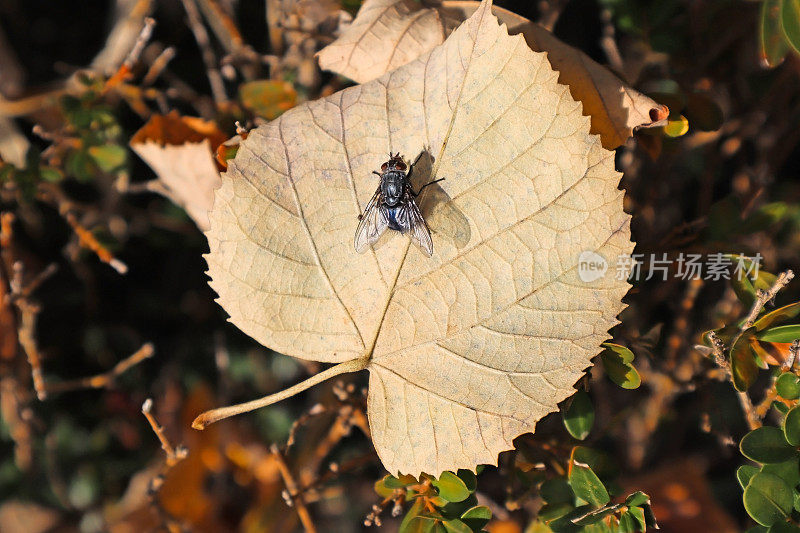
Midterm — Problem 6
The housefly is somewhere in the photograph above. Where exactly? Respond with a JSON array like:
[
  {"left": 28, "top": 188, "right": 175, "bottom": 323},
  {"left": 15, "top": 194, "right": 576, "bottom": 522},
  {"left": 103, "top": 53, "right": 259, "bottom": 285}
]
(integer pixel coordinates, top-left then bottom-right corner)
[{"left": 354, "top": 152, "right": 444, "bottom": 257}]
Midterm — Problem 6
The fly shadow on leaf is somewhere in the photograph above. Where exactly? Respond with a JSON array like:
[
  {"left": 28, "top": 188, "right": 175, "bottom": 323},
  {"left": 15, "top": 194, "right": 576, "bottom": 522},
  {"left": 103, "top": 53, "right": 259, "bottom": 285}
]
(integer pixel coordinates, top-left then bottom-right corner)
[{"left": 408, "top": 149, "right": 471, "bottom": 250}]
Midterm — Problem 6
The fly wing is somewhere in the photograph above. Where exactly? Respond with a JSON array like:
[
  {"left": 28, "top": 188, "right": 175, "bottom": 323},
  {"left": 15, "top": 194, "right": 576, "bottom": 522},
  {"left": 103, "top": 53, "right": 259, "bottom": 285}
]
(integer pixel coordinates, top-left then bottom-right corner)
[
  {"left": 354, "top": 187, "right": 389, "bottom": 253},
  {"left": 405, "top": 197, "right": 434, "bottom": 257}
]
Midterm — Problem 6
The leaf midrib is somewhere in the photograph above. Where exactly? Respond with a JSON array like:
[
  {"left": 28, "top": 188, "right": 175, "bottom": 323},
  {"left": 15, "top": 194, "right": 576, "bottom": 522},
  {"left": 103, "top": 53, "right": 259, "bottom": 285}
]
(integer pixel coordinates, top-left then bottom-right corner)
[{"left": 361, "top": 3, "right": 491, "bottom": 362}]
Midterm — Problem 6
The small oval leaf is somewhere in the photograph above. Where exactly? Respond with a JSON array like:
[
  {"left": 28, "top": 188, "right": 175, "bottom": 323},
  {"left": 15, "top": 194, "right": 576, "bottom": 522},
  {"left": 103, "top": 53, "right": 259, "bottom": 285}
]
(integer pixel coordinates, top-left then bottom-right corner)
[
  {"left": 738, "top": 464, "right": 759, "bottom": 489},
  {"left": 777, "top": 373, "right": 800, "bottom": 400},
  {"left": 563, "top": 390, "right": 595, "bottom": 440},
  {"left": 743, "top": 472, "right": 793, "bottom": 526},
  {"left": 741, "top": 427, "right": 796, "bottom": 463},
  {"left": 568, "top": 460, "right": 610, "bottom": 507},
  {"left": 783, "top": 406, "right": 800, "bottom": 446},
  {"left": 433, "top": 471, "right": 471, "bottom": 503},
  {"left": 781, "top": 0, "right": 800, "bottom": 55}
]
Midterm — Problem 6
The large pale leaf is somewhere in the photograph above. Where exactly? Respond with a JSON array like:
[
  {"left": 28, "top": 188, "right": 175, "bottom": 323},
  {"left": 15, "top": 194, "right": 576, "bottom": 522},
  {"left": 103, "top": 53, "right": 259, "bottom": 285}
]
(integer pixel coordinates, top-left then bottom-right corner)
[
  {"left": 317, "top": 0, "right": 667, "bottom": 150},
  {"left": 207, "top": 0, "right": 632, "bottom": 476}
]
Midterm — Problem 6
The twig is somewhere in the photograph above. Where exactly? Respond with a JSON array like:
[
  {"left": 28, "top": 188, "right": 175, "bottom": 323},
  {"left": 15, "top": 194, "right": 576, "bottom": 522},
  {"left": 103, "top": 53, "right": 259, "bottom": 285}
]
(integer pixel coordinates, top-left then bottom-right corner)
[
  {"left": 91, "top": 0, "right": 155, "bottom": 74},
  {"left": 142, "top": 46, "right": 176, "bottom": 86},
  {"left": 599, "top": 8, "right": 624, "bottom": 74},
  {"left": 123, "top": 16, "right": 156, "bottom": 71},
  {"left": 784, "top": 339, "right": 800, "bottom": 371},
  {"left": 16, "top": 299, "right": 48, "bottom": 401},
  {"left": 272, "top": 444, "right": 318, "bottom": 533},
  {"left": 45, "top": 342, "right": 155, "bottom": 396},
  {"left": 142, "top": 397, "right": 188, "bottom": 466},
  {"left": 63, "top": 212, "right": 128, "bottom": 274},
  {"left": 741, "top": 270, "right": 795, "bottom": 331},
  {"left": 180, "top": 0, "right": 228, "bottom": 105},
  {"left": 538, "top": 0, "right": 568, "bottom": 32},
  {"left": 708, "top": 331, "right": 761, "bottom": 430},
  {"left": 142, "top": 398, "right": 188, "bottom": 533}
]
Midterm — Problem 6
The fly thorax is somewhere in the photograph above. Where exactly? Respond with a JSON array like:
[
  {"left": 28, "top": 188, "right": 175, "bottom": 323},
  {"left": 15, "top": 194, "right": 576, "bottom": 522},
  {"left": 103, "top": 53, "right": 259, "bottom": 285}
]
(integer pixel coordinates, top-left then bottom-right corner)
[{"left": 381, "top": 172, "right": 405, "bottom": 207}]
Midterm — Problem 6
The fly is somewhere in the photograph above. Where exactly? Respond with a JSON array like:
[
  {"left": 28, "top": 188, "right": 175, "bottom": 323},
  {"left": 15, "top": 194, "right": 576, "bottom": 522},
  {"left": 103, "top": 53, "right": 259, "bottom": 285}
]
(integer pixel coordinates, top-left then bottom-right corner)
[{"left": 354, "top": 152, "right": 444, "bottom": 257}]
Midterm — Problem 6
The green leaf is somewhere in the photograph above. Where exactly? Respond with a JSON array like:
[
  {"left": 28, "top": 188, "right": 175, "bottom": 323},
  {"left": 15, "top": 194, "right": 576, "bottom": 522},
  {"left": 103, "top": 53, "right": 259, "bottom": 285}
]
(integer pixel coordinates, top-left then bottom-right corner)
[
  {"left": 547, "top": 504, "right": 594, "bottom": 532},
  {"left": 375, "top": 475, "right": 396, "bottom": 497},
  {"left": 641, "top": 503, "right": 659, "bottom": 528},
  {"left": 599, "top": 343, "right": 639, "bottom": 389},
  {"left": 87, "top": 144, "right": 126, "bottom": 173},
  {"left": 743, "top": 472, "right": 793, "bottom": 526},
  {"left": 759, "top": 325, "right": 800, "bottom": 343},
  {"left": 775, "top": 401, "right": 791, "bottom": 415},
  {"left": 568, "top": 460, "right": 610, "bottom": 507},
  {"left": 761, "top": 0, "right": 791, "bottom": 66},
  {"left": 767, "top": 521, "right": 800, "bottom": 532},
  {"left": 783, "top": 406, "right": 800, "bottom": 446},
  {"left": 433, "top": 472, "right": 471, "bottom": 503},
  {"left": 456, "top": 469, "right": 477, "bottom": 493},
  {"left": 440, "top": 494, "right": 478, "bottom": 521},
  {"left": 738, "top": 465, "right": 760, "bottom": 489},
  {"left": 66, "top": 149, "right": 96, "bottom": 182},
  {"left": 755, "top": 304, "right": 800, "bottom": 332},
  {"left": 600, "top": 342, "right": 634, "bottom": 363},
  {"left": 400, "top": 498, "right": 427, "bottom": 533},
  {"left": 538, "top": 502, "right": 574, "bottom": 522},
  {"left": 460, "top": 506, "right": 491, "bottom": 531},
  {"left": 618, "top": 508, "right": 645, "bottom": 533},
  {"left": 563, "top": 391, "right": 595, "bottom": 440},
  {"left": 624, "top": 491, "right": 650, "bottom": 507},
  {"left": 39, "top": 166, "right": 64, "bottom": 183},
  {"left": 403, "top": 517, "right": 438, "bottom": 533},
  {"left": 741, "top": 427, "right": 796, "bottom": 463},
  {"left": 781, "top": 0, "right": 800, "bottom": 55},
  {"left": 540, "top": 478, "right": 575, "bottom": 505},
  {"left": 386, "top": 474, "right": 417, "bottom": 488},
  {"left": 442, "top": 518, "right": 472, "bottom": 533},
  {"left": 761, "top": 457, "right": 800, "bottom": 488},
  {"left": 777, "top": 373, "right": 800, "bottom": 399},
  {"left": 732, "top": 331, "right": 759, "bottom": 391}
]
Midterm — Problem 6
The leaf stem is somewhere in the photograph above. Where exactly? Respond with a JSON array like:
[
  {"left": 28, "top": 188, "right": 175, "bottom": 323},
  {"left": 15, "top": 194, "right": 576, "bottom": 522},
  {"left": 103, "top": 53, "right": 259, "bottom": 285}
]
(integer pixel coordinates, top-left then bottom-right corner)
[{"left": 191, "top": 356, "right": 370, "bottom": 430}]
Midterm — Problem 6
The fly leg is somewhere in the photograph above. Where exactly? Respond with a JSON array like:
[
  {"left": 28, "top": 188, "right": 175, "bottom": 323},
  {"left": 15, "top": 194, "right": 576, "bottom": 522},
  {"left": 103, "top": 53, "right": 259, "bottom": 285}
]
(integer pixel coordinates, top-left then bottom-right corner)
[
  {"left": 410, "top": 178, "right": 445, "bottom": 197},
  {"left": 406, "top": 152, "right": 425, "bottom": 182}
]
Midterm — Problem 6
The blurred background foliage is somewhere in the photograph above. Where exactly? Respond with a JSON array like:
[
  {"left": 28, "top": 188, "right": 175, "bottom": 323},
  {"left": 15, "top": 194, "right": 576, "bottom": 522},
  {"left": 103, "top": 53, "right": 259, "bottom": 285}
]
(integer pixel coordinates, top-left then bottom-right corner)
[{"left": 0, "top": 0, "right": 799, "bottom": 532}]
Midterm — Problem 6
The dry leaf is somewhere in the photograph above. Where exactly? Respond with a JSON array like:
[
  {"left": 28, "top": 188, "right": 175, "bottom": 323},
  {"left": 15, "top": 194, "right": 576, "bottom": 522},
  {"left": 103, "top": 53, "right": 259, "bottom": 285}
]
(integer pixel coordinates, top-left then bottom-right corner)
[
  {"left": 317, "top": 0, "right": 667, "bottom": 149},
  {"left": 130, "top": 112, "right": 227, "bottom": 230},
  {"left": 205, "top": 0, "right": 632, "bottom": 476}
]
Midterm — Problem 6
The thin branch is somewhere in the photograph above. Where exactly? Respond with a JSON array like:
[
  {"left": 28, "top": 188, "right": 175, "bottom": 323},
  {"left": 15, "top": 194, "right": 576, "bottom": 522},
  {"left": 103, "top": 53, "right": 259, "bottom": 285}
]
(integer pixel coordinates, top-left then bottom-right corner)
[
  {"left": 272, "top": 444, "right": 318, "bottom": 533},
  {"left": 142, "top": 46, "right": 176, "bottom": 86},
  {"left": 741, "top": 270, "right": 795, "bottom": 331},
  {"left": 180, "top": 0, "right": 228, "bottom": 105},
  {"left": 45, "top": 342, "right": 155, "bottom": 396},
  {"left": 16, "top": 299, "right": 48, "bottom": 401},
  {"left": 142, "top": 397, "right": 188, "bottom": 466},
  {"left": 63, "top": 212, "right": 128, "bottom": 274},
  {"left": 708, "top": 331, "right": 761, "bottom": 430}
]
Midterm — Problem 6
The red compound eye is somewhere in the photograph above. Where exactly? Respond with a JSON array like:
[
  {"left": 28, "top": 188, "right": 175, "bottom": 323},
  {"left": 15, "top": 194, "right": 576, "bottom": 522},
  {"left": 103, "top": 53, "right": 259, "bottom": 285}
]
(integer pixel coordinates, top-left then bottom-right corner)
[
  {"left": 396, "top": 161, "right": 407, "bottom": 170},
  {"left": 380, "top": 162, "right": 388, "bottom": 171}
]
